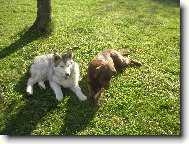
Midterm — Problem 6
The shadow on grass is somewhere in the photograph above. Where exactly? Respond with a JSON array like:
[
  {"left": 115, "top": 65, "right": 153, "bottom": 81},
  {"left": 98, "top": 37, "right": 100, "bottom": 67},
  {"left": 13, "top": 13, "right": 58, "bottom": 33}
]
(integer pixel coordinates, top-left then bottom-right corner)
[
  {"left": 1, "top": 69, "right": 59, "bottom": 135},
  {"left": 1, "top": 70, "right": 97, "bottom": 135},
  {"left": 152, "top": 0, "right": 180, "bottom": 7},
  {"left": 0, "top": 27, "right": 50, "bottom": 60},
  {"left": 60, "top": 76, "right": 98, "bottom": 135}
]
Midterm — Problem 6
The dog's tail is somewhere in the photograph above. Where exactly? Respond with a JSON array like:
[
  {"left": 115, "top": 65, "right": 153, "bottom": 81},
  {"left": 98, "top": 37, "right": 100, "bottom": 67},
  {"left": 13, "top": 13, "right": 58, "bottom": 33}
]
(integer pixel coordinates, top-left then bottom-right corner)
[{"left": 118, "top": 49, "right": 130, "bottom": 56}]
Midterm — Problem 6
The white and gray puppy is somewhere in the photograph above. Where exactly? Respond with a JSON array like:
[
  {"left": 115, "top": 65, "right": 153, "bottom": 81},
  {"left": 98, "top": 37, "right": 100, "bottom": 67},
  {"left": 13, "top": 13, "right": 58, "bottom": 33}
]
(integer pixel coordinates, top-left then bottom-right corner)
[{"left": 26, "top": 51, "right": 87, "bottom": 101}]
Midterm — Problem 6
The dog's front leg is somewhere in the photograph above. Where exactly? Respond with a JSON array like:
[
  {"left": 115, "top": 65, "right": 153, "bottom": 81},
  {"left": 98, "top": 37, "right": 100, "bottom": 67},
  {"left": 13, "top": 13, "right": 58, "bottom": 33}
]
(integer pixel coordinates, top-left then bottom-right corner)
[
  {"left": 49, "top": 81, "right": 63, "bottom": 101},
  {"left": 87, "top": 82, "right": 94, "bottom": 98},
  {"left": 70, "top": 85, "right": 87, "bottom": 101}
]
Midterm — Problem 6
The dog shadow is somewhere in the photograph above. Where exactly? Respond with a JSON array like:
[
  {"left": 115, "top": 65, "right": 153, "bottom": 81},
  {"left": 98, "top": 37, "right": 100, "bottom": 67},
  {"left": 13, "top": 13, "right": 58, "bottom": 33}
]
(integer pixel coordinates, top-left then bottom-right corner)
[
  {"left": 59, "top": 63, "right": 143, "bottom": 135},
  {"left": 1, "top": 69, "right": 59, "bottom": 135},
  {"left": 59, "top": 75, "right": 99, "bottom": 135},
  {"left": 1, "top": 69, "right": 98, "bottom": 135}
]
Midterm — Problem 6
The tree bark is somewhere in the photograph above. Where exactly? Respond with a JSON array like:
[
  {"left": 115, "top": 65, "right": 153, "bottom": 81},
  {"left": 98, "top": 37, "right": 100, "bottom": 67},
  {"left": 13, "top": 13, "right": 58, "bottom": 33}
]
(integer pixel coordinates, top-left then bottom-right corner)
[{"left": 30, "top": 0, "right": 52, "bottom": 32}]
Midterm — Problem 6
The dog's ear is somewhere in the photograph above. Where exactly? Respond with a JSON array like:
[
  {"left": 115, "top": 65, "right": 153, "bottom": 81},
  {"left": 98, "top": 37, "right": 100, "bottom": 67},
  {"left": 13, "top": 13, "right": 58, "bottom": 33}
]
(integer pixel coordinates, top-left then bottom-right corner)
[
  {"left": 53, "top": 53, "right": 61, "bottom": 66},
  {"left": 66, "top": 51, "right": 73, "bottom": 59},
  {"left": 94, "top": 66, "right": 101, "bottom": 78},
  {"left": 109, "top": 65, "right": 116, "bottom": 74}
]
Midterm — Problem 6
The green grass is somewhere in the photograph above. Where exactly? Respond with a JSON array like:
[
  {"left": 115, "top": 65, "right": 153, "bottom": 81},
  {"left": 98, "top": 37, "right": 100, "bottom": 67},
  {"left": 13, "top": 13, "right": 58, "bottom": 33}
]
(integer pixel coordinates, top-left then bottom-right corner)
[{"left": 0, "top": 0, "right": 180, "bottom": 135}]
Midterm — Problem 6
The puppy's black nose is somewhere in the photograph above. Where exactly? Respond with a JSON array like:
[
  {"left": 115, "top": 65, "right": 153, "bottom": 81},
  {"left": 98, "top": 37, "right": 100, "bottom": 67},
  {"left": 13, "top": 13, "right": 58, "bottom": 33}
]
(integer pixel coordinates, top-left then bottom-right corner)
[{"left": 65, "top": 73, "right": 70, "bottom": 76}]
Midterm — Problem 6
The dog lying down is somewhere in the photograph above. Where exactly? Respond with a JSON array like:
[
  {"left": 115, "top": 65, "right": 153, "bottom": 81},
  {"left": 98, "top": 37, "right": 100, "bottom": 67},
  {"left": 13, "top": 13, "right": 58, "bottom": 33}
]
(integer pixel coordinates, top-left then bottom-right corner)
[
  {"left": 26, "top": 49, "right": 87, "bottom": 101},
  {"left": 87, "top": 49, "right": 142, "bottom": 105}
]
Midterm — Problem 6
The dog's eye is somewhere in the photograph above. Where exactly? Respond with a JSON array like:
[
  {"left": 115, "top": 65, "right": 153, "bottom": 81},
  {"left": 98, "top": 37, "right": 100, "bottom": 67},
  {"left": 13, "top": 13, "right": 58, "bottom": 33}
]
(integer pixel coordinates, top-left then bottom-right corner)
[{"left": 61, "top": 66, "right": 64, "bottom": 68}]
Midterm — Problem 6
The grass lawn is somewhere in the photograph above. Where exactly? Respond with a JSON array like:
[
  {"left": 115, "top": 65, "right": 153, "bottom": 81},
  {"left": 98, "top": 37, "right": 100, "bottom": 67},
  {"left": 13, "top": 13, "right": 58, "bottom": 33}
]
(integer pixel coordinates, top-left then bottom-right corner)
[{"left": 0, "top": 0, "right": 180, "bottom": 135}]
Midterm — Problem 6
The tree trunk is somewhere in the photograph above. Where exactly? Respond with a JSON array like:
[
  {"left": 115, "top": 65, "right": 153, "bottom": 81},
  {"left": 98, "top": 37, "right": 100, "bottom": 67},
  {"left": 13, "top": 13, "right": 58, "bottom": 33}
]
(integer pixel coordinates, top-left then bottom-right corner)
[{"left": 30, "top": 0, "right": 52, "bottom": 33}]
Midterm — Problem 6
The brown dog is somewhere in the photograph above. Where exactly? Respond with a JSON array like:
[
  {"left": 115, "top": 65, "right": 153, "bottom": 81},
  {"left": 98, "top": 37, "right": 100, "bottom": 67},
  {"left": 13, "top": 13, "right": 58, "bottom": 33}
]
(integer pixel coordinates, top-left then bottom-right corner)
[{"left": 87, "top": 49, "right": 142, "bottom": 105}]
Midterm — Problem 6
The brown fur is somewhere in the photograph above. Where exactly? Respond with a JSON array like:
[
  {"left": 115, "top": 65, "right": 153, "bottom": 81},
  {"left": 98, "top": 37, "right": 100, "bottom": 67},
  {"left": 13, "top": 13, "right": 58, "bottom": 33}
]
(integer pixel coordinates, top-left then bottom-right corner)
[{"left": 87, "top": 49, "right": 142, "bottom": 105}]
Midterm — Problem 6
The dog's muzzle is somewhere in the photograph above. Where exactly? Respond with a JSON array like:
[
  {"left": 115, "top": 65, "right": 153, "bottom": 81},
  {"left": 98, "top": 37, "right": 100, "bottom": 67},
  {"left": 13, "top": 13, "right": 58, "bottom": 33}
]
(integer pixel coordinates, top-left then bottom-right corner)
[{"left": 63, "top": 73, "right": 70, "bottom": 80}]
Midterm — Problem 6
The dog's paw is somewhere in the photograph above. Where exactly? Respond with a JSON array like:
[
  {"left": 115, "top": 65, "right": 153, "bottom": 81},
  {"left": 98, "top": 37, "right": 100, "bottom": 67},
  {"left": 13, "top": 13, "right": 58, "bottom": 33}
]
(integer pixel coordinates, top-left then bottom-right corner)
[
  {"left": 56, "top": 96, "right": 63, "bottom": 101},
  {"left": 26, "top": 86, "right": 33, "bottom": 95},
  {"left": 78, "top": 94, "right": 87, "bottom": 101}
]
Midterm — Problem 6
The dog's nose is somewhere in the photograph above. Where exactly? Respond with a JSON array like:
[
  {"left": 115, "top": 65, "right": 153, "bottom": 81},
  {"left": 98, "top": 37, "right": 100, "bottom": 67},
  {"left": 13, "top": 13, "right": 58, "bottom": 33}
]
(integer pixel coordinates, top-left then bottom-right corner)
[{"left": 65, "top": 73, "right": 70, "bottom": 77}]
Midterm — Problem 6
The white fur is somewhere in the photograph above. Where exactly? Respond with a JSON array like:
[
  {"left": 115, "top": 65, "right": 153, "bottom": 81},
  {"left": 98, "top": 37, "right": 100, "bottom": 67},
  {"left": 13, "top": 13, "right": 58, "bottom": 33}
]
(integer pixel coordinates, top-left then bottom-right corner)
[{"left": 26, "top": 54, "right": 87, "bottom": 101}]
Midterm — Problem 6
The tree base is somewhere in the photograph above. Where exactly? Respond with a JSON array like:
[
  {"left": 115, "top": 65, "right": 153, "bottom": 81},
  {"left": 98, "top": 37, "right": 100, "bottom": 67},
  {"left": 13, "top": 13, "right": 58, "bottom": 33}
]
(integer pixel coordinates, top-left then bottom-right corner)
[{"left": 26, "top": 20, "right": 54, "bottom": 38}]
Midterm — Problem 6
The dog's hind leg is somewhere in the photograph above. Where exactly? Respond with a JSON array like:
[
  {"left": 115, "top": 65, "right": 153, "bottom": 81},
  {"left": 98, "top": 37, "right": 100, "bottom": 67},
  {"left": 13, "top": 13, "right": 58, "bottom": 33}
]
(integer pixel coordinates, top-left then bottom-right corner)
[
  {"left": 128, "top": 59, "right": 142, "bottom": 67},
  {"left": 117, "top": 50, "right": 142, "bottom": 67},
  {"left": 110, "top": 52, "right": 131, "bottom": 71},
  {"left": 38, "top": 81, "right": 46, "bottom": 89},
  {"left": 118, "top": 49, "right": 130, "bottom": 56},
  {"left": 26, "top": 77, "right": 39, "bottom": 95}
]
